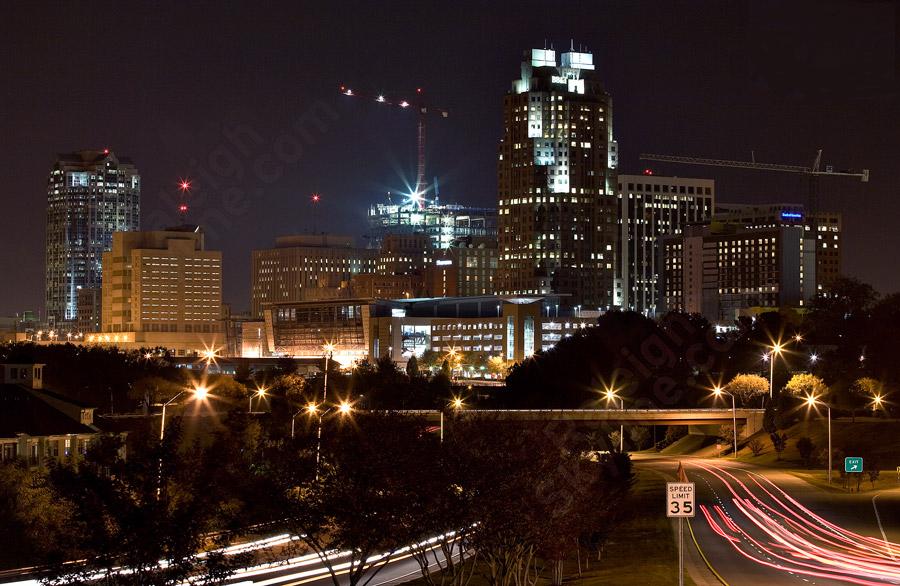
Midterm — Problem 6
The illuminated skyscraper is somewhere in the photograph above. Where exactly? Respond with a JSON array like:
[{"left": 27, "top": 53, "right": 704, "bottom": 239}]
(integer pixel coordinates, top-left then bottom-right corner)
[
  {"left": 497, "top": 46, "right": 619, "bottom": 309},
  {"left": 45, "top": 150, "right": 140, "bottom": 326}
]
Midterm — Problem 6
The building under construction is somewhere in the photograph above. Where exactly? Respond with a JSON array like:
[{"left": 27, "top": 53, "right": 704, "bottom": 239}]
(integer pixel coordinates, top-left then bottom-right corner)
[{"left": 366, "top": 197, "right": 498, "bottom": 250}]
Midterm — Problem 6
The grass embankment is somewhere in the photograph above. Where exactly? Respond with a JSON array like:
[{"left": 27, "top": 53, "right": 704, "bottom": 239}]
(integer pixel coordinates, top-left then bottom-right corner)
[
  {"left": 733, "top": 417, "right": 900, "bottom": 492},
  {"left": 407, "top": 470, "right": 692, "bottom": 586},
  {"left": 574, "top": 469, "right": 695, "bottom": 586}
]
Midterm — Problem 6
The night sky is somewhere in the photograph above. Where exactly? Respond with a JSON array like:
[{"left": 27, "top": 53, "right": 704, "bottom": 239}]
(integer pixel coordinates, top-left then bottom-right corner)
[{"left": 2, "top": 1, "right": 897, "bottom": 316}]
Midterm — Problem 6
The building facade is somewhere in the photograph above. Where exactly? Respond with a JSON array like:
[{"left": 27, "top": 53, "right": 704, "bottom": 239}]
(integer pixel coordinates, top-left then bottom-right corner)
[
  {"left": 617, "top": 174, "right": 715, "bottom": 315},
  {"left": 263, "top": 295, "right": 596, "bottom": 367},
  {"left": 659, "top": 223, "right": 816, "bottom": 323},
  {"left": 250, "top": 235, "right": 376, "bottom": 318},
  {"left": 97, "top": 226, "right": 222, "bottom": 355},
  {"left": 714, "top": 203, "right": 842, "bottom": 293},
  {"left": 497, "top": 47, "right": 619, "bottom": 309},
  {"left": 45, "top": 150, "right": 140, "bottom": 327},
  {"left": 427, "top": 237, "right": 499, "bottom": 297}
]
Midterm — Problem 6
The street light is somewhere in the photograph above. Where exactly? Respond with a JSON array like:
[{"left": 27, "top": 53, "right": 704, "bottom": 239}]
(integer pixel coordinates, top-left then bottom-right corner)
[
  {"left": 249, "top": 387, "right": 267, "bottom": 413},
  {"left": 803, "top": 394, "right": 832, "bottom": 484},
  {"left": 441, "top": 396, "right": 465, "bottom": 443},
  {"left": 713, "top": 386, "right": 738, "bottom": 458},
  {"left": 160, "top": 385, "right": 208, "bottom": 440},
  {"left": 604, "top": 386, "right": 624, "bottom": 452}
]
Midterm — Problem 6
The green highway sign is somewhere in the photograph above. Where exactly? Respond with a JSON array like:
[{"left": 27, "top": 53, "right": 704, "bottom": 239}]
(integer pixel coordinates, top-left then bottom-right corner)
[{"left": 845, "top": 457, "right": 864, "bottom": 473}]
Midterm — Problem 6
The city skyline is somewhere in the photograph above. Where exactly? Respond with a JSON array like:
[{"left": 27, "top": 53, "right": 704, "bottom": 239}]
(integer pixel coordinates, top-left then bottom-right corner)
[{"left": 2, "top": 1, "right": 897, "bottom": 317}]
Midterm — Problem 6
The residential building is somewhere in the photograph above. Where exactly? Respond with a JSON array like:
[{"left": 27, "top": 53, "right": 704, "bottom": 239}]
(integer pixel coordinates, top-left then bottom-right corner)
[
  {"left": 250, "top": 235, "right": 376, "bottom": 318},
  {"left": 427, "top": 236, "right": 499, "bottom": 297},
  {"left": 497, "top": 46, "right": 619, "bottom": 309},
  {"left": 659, "top": 223, "right": 816, "bottom": 323},
  {"left": 0, "top": 364, "right": 109, "bottom": 467},
  {"left": 617, "top": 174, "right": 715, "bottom": 315},
  {"left": 45, "top": 150, "right": 140, "bottom": 327},
  {"left": 714, "top": 203, "right": 842, "bottom": 292},
  {"left": 263, "top": 295, "right": 596, "bottom": 367},
  {"left": 95, "top": 226, "right": 222, "bottom": 355}
]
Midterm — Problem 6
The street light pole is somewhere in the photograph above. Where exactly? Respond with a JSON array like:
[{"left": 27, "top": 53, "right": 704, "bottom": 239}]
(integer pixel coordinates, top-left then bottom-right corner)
[
  {"left": 158, "top": 386, "right": 207, "bottom": 498},
  {"left": 713, "top": 387, "right": 738, "bottom": 458},
  {"left": 604, "top": 387, "right": 624, "bottom": 452},
  {"left": 803, "top": 395, "right": 832, "bottom": 484},
  {"left": 827, "top": 403, "right": 832, "bottom": 484}
]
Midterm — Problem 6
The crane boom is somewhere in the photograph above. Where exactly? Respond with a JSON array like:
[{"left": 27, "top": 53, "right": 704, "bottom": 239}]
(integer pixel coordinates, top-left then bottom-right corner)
[
  {"left": 639, "top": 152, "right": 869, "bottom": 182},
  {"left": 340, "top": 85, "right": 448, "bottom": 209}
]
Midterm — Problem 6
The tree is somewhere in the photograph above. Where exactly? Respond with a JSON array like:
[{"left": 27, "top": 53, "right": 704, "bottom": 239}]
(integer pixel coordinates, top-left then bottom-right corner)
[
  {"left": 129, "top": 376, "right": 187, "bottom": 416},
  {"left": 628, "top": 426, "right": 650, "bottom": 450},
  {"left": 784, "top": 373, "right": 828, "bottom": 398},
  {"left": 724, "top": 374, "right": 769, "bottom": 406},
  {"left": 868, "top": 465, "right": 881, "bottom": 489},
  {"left": 748, "top": 438, "right": 765, "bottom": 457},
  {"left": 405, "top": 355, "right": 420, "bottom": 378},
  {"left": 41, "top": 425, "right": 246, "bottom": 585},
  {"left": 848, "top": 377, "right": 884, "bottom": 421},
  {"left": 487, "top": 356, "right": 509, "bottom": 378},
  {"left": 0, "top": 461, "right": 73, "bottom": 568},
  {"left": 276, "top": 414, "right": 433, "bottom": 586},
  {"left": 796, "top": 437, "right": 816, "bottom": 468},
  {"left": 770, "top": 432, "right": 787, "bottom": 460},
  {"left": 717, "top": 425, "right": 735, "bottom": 456}
]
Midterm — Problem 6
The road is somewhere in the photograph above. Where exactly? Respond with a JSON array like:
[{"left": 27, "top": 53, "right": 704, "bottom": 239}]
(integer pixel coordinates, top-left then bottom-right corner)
[
  {"left": 640, "top": 457, "right": 900, "bottom": 585},
  {"left": 0, "top": 534, "right": 449, "bottom": 586}
]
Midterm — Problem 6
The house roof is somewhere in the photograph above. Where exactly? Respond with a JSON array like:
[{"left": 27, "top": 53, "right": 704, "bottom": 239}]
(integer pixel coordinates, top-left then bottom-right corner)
[{"left": 0, "top": 384, "right": 97, "bottom": 438}]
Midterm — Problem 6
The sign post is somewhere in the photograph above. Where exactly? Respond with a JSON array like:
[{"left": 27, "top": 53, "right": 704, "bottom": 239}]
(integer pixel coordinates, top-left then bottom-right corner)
[{"left": 667, "top": 481, "right": 695, "bottom": 586}]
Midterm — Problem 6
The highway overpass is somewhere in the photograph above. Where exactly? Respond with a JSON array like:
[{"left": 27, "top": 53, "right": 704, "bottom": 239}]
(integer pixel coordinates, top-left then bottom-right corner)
[{"left": 398, "top": 408, "right": 765, "bottom": 438}]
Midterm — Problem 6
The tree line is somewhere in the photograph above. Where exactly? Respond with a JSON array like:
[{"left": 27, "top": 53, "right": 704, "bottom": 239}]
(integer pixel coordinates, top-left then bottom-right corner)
[{"left": 0, "top": 412, "right": 634, "bottom": 586}]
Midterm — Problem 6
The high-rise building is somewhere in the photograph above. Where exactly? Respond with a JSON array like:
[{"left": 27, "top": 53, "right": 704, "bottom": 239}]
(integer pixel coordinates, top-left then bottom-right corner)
[
  {"left": 659, "top": 223, "right": 816, "bottom": 323},
  {"left": 497, "top": 47, "right": 619, "bottom": 309},
  {"left": 97, "top": 226, "right": 222, "bottom": 355},
  {"left": 45, "top": 150, "right": 140, "bottom": 326},
  {"left": 367, "top": 198, "right": 497, "bottom": 250},
  {"left": 250, "top": 235, "right": 377, "bottom": 318},
  {"left": 714, "top": 203, "right": 842, "bottom": 292},
  {"left": 617, "top": 174, "right": 715, "bottom": 315}
]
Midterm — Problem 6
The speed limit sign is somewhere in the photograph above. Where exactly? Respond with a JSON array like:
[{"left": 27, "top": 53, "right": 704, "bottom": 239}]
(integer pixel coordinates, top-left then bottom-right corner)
[{"left": 667, "top": 482, "right": 695, "bottom": 518}]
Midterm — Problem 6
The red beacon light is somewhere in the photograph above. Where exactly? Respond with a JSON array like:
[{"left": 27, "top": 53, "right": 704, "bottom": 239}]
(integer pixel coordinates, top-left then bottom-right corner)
[
  {"left": 643, "top": 168, "right": 654, "bottom": 176},
  {"left": 311, "top": 193, "right": 321, "bottom": 203},
  {"left": 103, "top": 148, "right": 109, "bottom": 155}
]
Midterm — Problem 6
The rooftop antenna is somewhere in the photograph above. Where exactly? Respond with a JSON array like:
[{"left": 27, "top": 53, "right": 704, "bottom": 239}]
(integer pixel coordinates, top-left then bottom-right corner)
[
  {"left": 433, "top": 176, "right": 440, "bottom": 206},
  {"left": 570, "top": 38, "right": 574, "bottom": 51}
]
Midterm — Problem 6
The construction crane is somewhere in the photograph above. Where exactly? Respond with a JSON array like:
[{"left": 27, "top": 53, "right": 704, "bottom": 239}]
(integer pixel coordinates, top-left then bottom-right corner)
[
  {"left": 639, "top": 151, "right": 869, "bottom": 182},
  {"left": 340, "top": 84, "right": 448, "bottom": 209},
  {"left": 639, "top": 150, "right": 869, "bottom": 227}
]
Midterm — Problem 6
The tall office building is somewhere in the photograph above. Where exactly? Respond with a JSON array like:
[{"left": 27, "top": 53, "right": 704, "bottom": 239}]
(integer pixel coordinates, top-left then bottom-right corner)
[
  {"left": 659, "top": 223, "right": 816, "bottom": 323},
  {"left": 45, "top": 150, "right": 140, "bottom": 326},
  {"left": 497, "top": 46, "right": 619, "bottom": 309},
  {"left": 98, "top": 226, "right": 222, "bottom": 355},
  {"left": 714, "top": 203, "right": 842, "bottom": 292},
  {"left": 250, "top": 235, "right": 377, "bottom": 318},
  {"left": 618, "top": 174, "right": 715, "bottom": 315}
]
